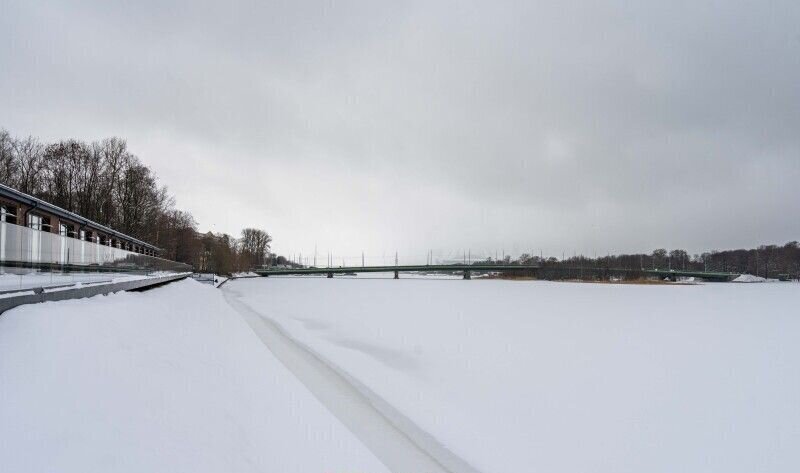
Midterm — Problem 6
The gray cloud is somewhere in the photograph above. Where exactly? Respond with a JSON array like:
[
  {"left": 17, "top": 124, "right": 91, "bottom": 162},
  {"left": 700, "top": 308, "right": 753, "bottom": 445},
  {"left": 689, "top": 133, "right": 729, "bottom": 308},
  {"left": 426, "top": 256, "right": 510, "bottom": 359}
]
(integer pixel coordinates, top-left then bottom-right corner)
[{"left": 1, "top": 0, "right": 799, "bottom": 261}]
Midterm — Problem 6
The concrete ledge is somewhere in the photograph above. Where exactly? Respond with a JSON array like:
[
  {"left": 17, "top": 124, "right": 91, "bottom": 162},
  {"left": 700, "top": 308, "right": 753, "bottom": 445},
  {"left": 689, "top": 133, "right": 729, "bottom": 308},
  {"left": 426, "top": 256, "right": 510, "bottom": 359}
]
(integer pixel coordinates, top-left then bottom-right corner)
[{"left": 0, "top": 273, "right": 190, "bottom": 316}]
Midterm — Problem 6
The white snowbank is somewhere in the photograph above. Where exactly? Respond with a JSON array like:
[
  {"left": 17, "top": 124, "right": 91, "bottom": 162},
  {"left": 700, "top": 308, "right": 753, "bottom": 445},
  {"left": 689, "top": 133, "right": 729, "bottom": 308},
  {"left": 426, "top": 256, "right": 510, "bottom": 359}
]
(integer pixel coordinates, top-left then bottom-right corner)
[
  {"left": 0, "top": 271, "right": 190, "bottom": 294},
  {"left": 227, "top": 277, "right": 800, "bottom": 473},
  {"left": 0, "top": 271, "right": 148, "bottom": 292},
  {"left": 733, "top": 273, "right": 767, "bottom": 282},
  {"left": 0, "top": 279, "right": 388, "bottom": 473}
]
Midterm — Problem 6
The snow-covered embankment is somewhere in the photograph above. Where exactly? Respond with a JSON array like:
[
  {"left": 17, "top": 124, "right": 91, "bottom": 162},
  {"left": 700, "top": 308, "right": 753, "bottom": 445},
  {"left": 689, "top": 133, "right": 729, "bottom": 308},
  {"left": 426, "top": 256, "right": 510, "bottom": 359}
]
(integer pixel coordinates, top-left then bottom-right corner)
[{"left": 0, "top": 279, "right": 388, "bottom": 473}]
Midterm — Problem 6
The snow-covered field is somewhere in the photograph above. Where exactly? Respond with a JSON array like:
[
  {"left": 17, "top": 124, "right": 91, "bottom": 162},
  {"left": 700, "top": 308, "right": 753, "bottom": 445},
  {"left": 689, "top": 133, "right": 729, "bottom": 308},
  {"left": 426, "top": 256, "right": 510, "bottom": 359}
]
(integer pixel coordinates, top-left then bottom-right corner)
[
  {"left": 0, "top": 280, "right": 388, "bottom": 473},
  {"left": 2, "top": 276, "right": 798, "bottom": 473},
  {"left": 225, "top": 277, "right": 800, "bottom": 473}
]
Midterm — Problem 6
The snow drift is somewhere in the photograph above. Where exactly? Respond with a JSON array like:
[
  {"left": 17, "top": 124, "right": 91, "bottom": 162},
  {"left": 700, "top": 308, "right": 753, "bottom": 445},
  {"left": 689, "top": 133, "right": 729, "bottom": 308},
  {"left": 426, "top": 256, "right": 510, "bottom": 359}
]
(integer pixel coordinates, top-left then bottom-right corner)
[{"left": 733, "top": 273, "right": 767, "bottom": 282}]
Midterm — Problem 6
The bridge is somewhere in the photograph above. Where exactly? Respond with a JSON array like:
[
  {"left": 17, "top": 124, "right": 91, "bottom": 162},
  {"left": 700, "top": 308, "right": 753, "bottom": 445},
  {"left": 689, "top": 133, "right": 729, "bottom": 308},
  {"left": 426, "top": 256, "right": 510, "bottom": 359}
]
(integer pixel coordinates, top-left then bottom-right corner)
[
  {"left": 254, "top": 264, "right": 740, "bottom": 282},
  {"left": 255, "top": 264, "right": 537, "bottom": 279}
]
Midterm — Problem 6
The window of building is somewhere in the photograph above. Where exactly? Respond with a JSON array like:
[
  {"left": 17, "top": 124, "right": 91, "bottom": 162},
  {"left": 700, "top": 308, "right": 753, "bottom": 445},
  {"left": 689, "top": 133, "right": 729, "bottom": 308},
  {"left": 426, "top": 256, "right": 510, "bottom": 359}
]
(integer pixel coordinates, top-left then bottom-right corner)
[
  {"left": 28, "top": 214, "right": 51, "bottom": 232},
  {"left": 1, "top": 204, "right": 17, "bottom": 224},
  {"left": 59, "top": 223, "right": 76, "bottom": 238}
]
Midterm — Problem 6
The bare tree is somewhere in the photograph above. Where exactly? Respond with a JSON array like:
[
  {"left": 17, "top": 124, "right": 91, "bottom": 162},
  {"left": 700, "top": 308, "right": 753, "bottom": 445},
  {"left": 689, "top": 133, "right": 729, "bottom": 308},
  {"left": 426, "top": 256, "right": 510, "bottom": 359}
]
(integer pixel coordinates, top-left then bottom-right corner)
[
  {"left": 239, "top": 228, "right": 272, "bottom": 268},
  {"left": 651, "top": 248, "right": 667, "bottom": 269},
  {"left": 14, "top": 135, "right": 45, "bottom": 195},
  {"left": 0, "top": 129, "right": 17, "bottom": 185}
]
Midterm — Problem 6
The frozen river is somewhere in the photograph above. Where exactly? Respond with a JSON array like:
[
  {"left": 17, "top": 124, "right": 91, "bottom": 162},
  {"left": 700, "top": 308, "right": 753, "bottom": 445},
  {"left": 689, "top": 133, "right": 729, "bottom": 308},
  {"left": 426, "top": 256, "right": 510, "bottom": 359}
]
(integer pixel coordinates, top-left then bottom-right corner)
[
  {"left": 2, "top": 277, "right": 797, "bottom": 473},
  {"left": 225, "top": 277, "right": 800, "bottom": 473}
]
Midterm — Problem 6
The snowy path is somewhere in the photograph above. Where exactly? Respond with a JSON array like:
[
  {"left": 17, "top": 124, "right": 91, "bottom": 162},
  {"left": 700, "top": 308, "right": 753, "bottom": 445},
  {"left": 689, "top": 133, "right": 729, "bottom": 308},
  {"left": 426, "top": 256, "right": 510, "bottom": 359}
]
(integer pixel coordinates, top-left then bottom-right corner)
[
  {"left": 0, "top": 280, "right": 389, "bottom": 473},
  {"left": 223, "top": 284, "right": 473, "bottom": 473}
]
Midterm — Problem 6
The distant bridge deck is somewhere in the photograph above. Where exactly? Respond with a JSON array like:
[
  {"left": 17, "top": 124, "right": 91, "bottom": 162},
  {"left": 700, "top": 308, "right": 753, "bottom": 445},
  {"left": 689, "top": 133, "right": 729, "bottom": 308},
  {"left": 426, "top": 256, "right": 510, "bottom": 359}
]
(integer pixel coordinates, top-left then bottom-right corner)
[
  {"left": 255, "top": 264, "right": 537, "bottom": 279},
  {"left": 254, "top": 265, "right": 740, "bottom": 281}
]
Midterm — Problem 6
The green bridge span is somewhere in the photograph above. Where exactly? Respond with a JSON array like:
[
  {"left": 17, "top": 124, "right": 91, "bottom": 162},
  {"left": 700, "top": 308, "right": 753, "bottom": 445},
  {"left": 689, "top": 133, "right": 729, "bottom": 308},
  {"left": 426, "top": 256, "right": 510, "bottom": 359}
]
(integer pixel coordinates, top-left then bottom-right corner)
[{"left": 254, "top": 265, "right": 739, "bottom": 282}]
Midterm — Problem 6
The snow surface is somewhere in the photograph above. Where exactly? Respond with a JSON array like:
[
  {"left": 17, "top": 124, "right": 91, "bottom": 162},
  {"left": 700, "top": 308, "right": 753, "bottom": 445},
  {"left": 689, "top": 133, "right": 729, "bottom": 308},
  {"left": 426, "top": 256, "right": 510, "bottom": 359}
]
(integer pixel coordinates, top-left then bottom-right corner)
[
  {"left": 0, "top": 279, "right": 388, "bottom": 473},
  {"left": 224, "top": 287, "right": 453, "bottom": 473},
  {"left": 214, "top": 275, "right": 228, "bottom": 287},
  {"left": 0, "top": 271, "right": 148, "bottom": 292},
  {"left": 733, "top": 273, "right": 768, "bottom": 282},
  {"left": 226, "top": 277, "right": 800, "bottom": 473}
]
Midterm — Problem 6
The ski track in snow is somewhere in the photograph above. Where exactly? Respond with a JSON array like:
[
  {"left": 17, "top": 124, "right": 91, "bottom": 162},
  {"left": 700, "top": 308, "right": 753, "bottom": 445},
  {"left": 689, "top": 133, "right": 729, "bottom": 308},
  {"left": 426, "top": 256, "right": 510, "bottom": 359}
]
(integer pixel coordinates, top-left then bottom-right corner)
[
  {"left": 223, "top": 283, "right": 480, "bottom": 473},
  {"left": 225, "top": 276, "right": 800, "bottom": 473}
]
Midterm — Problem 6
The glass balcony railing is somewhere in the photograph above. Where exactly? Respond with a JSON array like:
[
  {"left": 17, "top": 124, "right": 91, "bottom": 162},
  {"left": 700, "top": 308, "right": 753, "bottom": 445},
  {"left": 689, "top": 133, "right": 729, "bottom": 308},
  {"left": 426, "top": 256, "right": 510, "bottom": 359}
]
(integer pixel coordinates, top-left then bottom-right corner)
[{"left": 0, "top": 221, "right": 192, "bottom": 273}]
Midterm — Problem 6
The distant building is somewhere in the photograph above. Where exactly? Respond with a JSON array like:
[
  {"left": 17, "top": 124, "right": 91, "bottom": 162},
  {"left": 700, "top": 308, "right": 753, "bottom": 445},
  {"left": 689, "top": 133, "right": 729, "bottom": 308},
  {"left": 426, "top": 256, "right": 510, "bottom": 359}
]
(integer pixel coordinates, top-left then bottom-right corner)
[{"left": 0, "top": 182, "right": 160, "bottom": 266}]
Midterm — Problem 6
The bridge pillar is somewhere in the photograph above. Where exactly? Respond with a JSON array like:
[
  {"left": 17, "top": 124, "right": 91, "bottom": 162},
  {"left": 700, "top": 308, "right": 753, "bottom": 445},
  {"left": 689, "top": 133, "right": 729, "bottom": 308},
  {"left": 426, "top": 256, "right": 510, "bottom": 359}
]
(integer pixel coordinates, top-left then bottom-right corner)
[
  {"left": 394, "top": 270, "right": 399, "bottom": 279},
  {"left": 463, "top": 269, "right": 471, "bottom": 280},
  {"left": 327, "top": 272, "right": 333, "bottom": 278}
]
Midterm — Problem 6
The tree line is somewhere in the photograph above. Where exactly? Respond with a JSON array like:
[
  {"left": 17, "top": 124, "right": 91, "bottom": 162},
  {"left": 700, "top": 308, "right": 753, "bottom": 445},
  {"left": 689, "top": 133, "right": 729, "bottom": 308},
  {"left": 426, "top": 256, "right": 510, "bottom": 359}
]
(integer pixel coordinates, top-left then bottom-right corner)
[
  {"left": 0, "top": 128, "right": 276, "bottom": 274},
  {"left": 488, "top": 242, "right": 800, "bottom": 280}
]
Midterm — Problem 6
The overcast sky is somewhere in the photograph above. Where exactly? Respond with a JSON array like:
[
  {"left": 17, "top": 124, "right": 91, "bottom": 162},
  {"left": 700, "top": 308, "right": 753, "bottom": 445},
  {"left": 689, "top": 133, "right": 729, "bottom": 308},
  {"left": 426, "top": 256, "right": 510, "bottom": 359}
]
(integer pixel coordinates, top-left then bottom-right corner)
[{"left": 2, "top": 0, "right": 799, "bottom": 262}]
